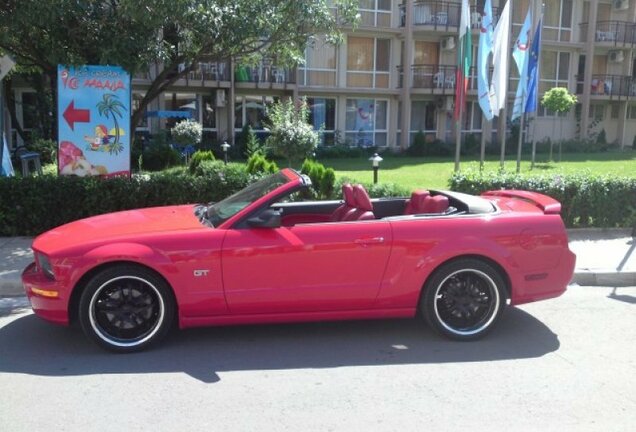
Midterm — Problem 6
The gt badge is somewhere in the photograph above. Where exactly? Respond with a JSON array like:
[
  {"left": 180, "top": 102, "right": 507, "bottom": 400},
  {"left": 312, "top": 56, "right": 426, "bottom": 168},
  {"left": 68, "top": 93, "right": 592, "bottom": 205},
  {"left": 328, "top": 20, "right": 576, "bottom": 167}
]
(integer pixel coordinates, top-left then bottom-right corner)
[{"left": 193, "top": 269, "right": 210, "bottom": 277}]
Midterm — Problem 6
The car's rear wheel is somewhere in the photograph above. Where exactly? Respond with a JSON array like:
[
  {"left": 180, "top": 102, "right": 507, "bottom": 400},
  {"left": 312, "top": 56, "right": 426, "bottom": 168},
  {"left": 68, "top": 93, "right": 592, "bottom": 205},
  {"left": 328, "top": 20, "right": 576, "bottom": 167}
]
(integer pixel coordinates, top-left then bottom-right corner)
[
  {"left": 78, "top": 265, "right": 175, "bottom": 353},
  {"left": 422, "top": 258, "right": 506, "bottom": 341}
]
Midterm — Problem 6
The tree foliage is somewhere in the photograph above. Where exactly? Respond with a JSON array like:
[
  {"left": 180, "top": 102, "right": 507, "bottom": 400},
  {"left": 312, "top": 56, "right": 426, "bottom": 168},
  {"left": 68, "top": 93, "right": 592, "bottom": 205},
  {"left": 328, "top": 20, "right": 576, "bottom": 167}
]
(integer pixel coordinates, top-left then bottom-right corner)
[
  {"left": 541, "top": 87, "right": 578, "bottom": 114},
  {"left": 266, "top": 98, "right": 319, "bottom": 167},
  {"left": 0, "top": 0, "right": 359, "bottom": 139}
]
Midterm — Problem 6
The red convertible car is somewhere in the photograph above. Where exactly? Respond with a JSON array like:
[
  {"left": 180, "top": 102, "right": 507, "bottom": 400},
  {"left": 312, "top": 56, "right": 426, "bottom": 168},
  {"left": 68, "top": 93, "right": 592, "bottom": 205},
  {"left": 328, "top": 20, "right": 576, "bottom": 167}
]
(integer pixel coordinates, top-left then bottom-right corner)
[{"left": 22, "top": 169, "right": 575, "bottom": 352}]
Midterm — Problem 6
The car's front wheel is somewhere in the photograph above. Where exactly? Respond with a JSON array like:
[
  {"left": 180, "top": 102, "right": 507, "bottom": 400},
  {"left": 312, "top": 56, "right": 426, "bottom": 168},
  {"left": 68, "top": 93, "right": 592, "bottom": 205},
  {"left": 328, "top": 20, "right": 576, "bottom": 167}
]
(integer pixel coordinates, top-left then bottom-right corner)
[
  {"left": 422, "top": 258, "right": 506, "bottom": 341},
  {"left": 78, "top": 265, "right": 175, "bottom": 353}
]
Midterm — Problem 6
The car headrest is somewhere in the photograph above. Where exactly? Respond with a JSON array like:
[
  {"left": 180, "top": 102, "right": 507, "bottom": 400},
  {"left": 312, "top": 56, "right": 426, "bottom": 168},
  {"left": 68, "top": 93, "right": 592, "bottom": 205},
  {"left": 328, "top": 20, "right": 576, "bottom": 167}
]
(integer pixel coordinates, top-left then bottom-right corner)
[
  {"left": 423, "top": 195, "right": 450, "bottom": 213},
  {"left": 353, "top": 184, "right": 373, "bottom": 212},
  {"left": 411, "top": 189, "right": 430, "bottom": 208},
  {"left": 342, "top": 183, "right": 355, "bottom": 207}
]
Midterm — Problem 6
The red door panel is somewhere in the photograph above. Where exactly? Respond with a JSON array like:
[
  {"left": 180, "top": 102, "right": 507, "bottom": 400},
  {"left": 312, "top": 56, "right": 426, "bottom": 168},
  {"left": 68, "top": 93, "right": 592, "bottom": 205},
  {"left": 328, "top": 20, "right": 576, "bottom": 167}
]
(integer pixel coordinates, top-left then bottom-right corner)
[{"left": 221, "top": 221, "right": 393, "bottom": 314}]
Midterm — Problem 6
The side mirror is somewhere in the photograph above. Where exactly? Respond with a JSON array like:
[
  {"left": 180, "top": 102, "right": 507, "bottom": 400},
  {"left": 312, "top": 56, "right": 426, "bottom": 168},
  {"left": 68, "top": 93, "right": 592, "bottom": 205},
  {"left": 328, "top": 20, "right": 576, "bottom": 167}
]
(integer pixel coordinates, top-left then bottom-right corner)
[{"left": 247, "top": 209, "right": 281, "bottom": 228}]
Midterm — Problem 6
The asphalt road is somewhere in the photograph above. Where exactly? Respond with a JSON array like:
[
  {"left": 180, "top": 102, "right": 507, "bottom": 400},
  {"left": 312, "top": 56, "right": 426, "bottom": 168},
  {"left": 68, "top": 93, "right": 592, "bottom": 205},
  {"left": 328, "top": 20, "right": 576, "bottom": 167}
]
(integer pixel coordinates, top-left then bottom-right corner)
[{"left": 0, "top": 286, "right": 634, "bottom": 432}]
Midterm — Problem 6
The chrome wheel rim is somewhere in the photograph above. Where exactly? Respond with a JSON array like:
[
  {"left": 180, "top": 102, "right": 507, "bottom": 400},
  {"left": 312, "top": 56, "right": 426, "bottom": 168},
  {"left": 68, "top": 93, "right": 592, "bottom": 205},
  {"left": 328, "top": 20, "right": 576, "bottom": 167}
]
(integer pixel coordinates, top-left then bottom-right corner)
[
  {"left": 433, "top": 269, "right": 500, "bottom": 336},
  {"left": 89, "top": 276, "right": 165, "bottom": 347}
]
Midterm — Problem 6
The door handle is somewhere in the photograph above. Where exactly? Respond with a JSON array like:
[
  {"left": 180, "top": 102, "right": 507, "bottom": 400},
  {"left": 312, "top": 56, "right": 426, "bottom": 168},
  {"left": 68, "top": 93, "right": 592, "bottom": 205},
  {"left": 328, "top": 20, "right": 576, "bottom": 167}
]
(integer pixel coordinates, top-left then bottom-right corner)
[{"left": 354, "top": 237, "right": 385, "bottom": 246}]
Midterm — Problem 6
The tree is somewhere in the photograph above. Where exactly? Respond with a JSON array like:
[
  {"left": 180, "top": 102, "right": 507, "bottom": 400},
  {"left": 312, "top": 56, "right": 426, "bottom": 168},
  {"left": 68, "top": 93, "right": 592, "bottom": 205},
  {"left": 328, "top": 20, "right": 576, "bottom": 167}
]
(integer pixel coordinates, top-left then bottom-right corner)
[
  {"left": 0, "top": 0, "right": 358, "bottom": 139},
  {"left": 541, "top": 87, "right": 577, "bottom": 161},
  {"left": 266, "top": 98, "right": 319, "bottom": 167}
]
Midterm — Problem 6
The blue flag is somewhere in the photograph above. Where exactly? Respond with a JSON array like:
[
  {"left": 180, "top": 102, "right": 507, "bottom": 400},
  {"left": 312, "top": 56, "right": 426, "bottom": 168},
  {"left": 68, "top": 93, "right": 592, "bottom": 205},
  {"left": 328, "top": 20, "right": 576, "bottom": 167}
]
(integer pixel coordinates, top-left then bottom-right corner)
[
  {"left": 511, "top": 8, "right": 532, "bottom": 121},
  {"left": 477, "top": 0, "right": 495, "bottom": 120},
  {"left": 1, "top": 133, "right": 15, "bottom": 177},
  {"left": 525, "top": 19, "right": 542, "bottom": 114}
]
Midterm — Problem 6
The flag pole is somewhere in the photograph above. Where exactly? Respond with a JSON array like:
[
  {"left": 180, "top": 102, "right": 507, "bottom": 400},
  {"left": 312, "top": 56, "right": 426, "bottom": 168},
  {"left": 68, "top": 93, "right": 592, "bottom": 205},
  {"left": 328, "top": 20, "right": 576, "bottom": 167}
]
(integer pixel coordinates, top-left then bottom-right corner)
[
  {"left": 480, "top": 116, "right": 486, "bottom": 171},
  {"left": 500, "top": 1, "right": 513, "bottom": 169},
  {"left": 516, "top": 112, "right": 525, "bottom": 173},
  {"left": 531, "top": 3, "right": 545, "bottom": 170}
]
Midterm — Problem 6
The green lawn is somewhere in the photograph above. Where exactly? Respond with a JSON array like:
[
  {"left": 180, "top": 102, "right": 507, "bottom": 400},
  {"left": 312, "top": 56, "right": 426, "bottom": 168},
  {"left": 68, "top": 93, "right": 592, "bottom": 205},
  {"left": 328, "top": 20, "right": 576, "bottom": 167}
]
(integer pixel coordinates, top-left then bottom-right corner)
[{"left": 320, "top": 151, "right": 636, "bottom": 191}]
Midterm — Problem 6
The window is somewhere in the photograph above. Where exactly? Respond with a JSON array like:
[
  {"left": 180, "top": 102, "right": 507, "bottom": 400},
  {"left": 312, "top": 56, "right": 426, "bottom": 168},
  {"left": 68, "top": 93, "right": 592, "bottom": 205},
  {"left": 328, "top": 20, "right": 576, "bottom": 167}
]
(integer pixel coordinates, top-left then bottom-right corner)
[
  {"left": 588, "top": 104, "right": 605, "bottom": 121},
  {"left": 345, "top": 98, "right": 388, "bottom": 147},
  {"left": 164, "top": 93, "right": 198, "bottom": 129},
  {"left": 538, "top": 105, "right": 568, "bottom": 117},
  {"left": 414, "top": 41, "right": 439, "bottom": 65},
  {"left": 628, "top": 105, "right": 636, "bottom": 120},
  {"left": 300, "top": 36, "right": 337, "bottom": 87},
  {"left": 347, "top": 37, "right": 391, "bottom": 88},
  {"left": 201, "top": 95, "right": 217, "bottom": 130},
  {"left": 540, "top": 51, "right": 570, "bottom": 93},
  {"left": 410, "top": 101, "right": 437, "bottom": 136},
  {"left": 611, "top": 104, "right": 620, "bottom": 120},
  {"left": 307, "top": 98, "right": 336, "bottom": 146},
  {"left": 543, "top": 0, "right": 572, "bottom": 42},
  {"left": 234, "top": 95, "right": 278, "bottom": 131},
  {"left": 359, "top": 0, "right": 392, "bottom": 27},
  {"left": 462, "top": 102, "right": 483, "bottom": 132}
]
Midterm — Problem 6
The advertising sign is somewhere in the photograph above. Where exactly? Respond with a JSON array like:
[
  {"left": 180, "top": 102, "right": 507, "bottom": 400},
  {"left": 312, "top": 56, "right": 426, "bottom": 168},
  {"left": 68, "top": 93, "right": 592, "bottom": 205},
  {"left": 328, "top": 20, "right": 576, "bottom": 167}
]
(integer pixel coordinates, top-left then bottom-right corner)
[{"left": 57, "top": 65, "right": 131, "bottom": 177}]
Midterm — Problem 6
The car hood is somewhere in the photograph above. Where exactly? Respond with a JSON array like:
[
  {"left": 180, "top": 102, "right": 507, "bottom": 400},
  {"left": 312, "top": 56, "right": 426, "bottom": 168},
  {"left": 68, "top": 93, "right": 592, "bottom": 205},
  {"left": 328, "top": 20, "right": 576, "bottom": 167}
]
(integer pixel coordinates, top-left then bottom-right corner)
[{"left": 33, "top": 205, "right": 204, "bottom": 254}]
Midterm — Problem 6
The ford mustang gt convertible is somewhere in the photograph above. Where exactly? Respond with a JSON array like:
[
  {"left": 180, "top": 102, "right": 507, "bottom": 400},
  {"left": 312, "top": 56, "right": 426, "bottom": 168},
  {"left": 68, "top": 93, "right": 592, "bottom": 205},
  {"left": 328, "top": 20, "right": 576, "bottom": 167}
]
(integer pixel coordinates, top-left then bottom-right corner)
[{"left": 22, "top": 169, "right": 576, "bottom": 352}]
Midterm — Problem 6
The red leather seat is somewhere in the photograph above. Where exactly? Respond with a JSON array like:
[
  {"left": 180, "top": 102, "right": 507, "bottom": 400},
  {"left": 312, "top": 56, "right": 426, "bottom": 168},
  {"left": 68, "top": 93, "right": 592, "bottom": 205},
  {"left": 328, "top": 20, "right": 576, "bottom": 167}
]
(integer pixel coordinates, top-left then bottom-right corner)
[
  {"left": 343, "top": 185, "right": 375, "bottom": 221},
  {"left": 404, "top": 190, "right": 431, "bottom": 214},
  {"left": 330, "top": 184, "right": 356, "bottom": 222},
  {"left": 421, "top": 195, "right": 450, "bottom": 214}
]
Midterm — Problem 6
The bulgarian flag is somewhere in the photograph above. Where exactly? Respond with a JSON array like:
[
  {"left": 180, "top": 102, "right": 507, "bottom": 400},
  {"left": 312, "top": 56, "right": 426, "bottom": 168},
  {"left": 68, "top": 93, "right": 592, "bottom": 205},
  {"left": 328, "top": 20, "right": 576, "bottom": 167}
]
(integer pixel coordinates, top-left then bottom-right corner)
[{"left": 454, "top": 0, "right": 472, "bottom": 122}]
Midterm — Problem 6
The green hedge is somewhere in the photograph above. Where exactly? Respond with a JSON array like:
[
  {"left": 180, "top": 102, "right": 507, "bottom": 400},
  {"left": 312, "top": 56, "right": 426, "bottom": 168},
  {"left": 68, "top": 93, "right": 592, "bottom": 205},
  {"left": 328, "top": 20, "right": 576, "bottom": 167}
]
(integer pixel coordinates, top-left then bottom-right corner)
[
  {"left": 449, "top": 170, "right": 636, "bottom": 228},
  {"left": 0, "top": 165, "right": 256, "bottom": 236}
]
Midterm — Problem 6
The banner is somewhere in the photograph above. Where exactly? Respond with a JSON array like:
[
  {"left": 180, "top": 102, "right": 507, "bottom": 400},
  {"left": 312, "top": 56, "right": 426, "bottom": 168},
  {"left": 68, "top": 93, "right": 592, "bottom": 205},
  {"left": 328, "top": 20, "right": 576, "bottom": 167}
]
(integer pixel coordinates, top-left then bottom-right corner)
[
  {"left": 57, "top": 65, "right": 131, "bottom": 177},
  {"left": 1, "top": 133, "right": 14, "bottom": 177}
]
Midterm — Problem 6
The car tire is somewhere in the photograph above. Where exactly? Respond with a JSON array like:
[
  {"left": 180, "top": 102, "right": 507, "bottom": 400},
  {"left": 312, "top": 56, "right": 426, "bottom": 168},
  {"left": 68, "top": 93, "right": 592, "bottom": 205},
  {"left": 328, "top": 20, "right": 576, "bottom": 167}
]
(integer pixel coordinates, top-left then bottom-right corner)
[
  {"left": 422, "top": 258, "right": 506, "bottom": 341},
  {"left": 78, "top": 265, "right": 175, "bottom": 353}
]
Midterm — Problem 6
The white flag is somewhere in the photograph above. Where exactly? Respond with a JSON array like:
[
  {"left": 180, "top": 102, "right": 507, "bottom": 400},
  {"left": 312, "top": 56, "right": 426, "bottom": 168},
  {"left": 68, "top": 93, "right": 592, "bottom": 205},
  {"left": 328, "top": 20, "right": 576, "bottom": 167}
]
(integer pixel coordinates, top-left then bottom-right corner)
[{"left": 490, "top": 1, "right": 511, "bottom": 114}]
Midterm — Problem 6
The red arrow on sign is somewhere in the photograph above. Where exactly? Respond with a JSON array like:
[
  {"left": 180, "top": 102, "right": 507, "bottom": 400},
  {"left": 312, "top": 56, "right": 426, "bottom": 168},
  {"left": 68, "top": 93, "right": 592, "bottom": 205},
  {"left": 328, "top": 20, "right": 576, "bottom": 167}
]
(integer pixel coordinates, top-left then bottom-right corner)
[{"left": 63, "top": 101, "right": 91, "bottom": 130}]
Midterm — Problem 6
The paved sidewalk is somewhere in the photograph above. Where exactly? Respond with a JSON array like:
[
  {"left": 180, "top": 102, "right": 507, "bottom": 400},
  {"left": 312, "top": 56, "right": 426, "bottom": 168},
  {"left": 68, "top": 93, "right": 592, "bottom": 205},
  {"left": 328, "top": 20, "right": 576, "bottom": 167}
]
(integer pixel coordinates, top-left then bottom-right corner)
[{"left": 1, "top": 229, "right": 634, "bottom": 297}]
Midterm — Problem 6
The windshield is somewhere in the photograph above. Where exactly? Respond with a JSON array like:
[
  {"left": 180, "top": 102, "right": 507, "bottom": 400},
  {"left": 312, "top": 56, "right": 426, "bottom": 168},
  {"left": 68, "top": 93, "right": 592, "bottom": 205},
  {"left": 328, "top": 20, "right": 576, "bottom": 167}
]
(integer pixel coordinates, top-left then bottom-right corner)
[{"left": 205, "top": 172, "right": 291, "bottom": 227}]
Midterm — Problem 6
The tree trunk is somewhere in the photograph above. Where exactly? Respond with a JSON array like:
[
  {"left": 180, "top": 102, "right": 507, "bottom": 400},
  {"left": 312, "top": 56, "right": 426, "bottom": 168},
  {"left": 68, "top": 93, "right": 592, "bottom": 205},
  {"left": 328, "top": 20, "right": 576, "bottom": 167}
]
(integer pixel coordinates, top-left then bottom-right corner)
[{"left": 130, "top": 57, "right": 198, "bottom": 138}]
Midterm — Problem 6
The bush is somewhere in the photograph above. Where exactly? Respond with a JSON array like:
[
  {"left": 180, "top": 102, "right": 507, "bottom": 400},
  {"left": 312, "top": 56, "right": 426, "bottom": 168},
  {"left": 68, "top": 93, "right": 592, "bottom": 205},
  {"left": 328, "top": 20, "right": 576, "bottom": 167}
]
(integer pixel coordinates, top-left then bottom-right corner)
[
  {"left": 0, "top": 167, "right": 255, "bottom": 236},
  {"left": 266, "top": 98, "right": 319, "bottom": 167},
  {"left": 406, "top": 131, "right": 426, "bottom": 157},
  {"left": 246, "top": 153, "right": 278, "bottom": 175},
  {"left": 449, "top": 170, "right": 636, "bottom": 228},
  {"left": 30, "top": 138, "right": 57, "bottom": 165},
  {"left": 171, "top": 120, "right": 203, "bottom": 147},
  {"left": 142, "top": 143, "right": 181, "bottom": 171},
  {"left": 300, "top": 159, "right": 336, "bottom": 198},
  {"left": 189, "top": 150, "right": 216, "bottom": 174}
]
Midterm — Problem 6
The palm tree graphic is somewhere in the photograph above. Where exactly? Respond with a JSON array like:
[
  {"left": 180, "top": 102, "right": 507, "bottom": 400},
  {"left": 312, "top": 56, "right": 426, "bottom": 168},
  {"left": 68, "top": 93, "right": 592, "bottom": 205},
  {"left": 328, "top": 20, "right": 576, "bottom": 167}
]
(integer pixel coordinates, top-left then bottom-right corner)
[{"left": 96, "top": 93, "right": 126, "bottom": 155}]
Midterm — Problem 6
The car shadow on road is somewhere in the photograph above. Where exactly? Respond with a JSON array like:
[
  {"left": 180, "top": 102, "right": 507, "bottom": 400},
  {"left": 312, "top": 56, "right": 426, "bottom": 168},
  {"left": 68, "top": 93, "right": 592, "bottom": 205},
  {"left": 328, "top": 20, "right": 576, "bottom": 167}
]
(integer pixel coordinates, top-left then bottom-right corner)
[{"left": 0, "top": 307, "right": 559, "bottom": 383}]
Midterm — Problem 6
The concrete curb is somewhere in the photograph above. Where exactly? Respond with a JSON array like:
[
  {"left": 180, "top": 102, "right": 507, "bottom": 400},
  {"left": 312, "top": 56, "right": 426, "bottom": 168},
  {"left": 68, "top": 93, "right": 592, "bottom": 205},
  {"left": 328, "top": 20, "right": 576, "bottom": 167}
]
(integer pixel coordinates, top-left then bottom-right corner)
[{"left": 571, "top": 271, "right": 636, "bottom": 288}]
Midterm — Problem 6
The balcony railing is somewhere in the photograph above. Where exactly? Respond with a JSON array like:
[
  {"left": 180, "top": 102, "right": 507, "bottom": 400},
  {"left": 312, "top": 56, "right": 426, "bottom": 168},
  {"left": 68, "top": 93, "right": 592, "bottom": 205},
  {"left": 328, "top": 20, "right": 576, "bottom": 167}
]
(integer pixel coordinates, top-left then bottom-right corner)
[
  {"left": 398, "top": 64, "right": 457, "bottom": 90},
  {"left": 580, "top": 21, "right": 636, "bottom": 46},
  {"left": 576, "top": 75, "right": 636, "bottom": 98},
  {"left": 187, "top": 61, "right": 231, "bottom": 82},
  {"left": 234, "top": 64, "right": 296, "bottom": 85},
  {"left": 399, "top": 2, "right": 499, "bottom": 29}
]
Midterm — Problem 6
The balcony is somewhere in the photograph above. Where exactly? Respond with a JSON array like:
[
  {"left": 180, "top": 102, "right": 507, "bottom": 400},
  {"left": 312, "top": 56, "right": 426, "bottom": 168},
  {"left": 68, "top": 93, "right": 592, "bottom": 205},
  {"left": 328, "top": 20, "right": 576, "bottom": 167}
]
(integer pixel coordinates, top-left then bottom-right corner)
[
  {"left": 234, "top": 64, "right": 296, "bottom": 85},
  {"left": 579, "top": 21, "right": 636, "bottom": 46},
  {"left": 576, "top": 75, "right": 636, "bottom": 99},
  {"left": 398, "top": 64, "right": 457, "bottom": 91},
  {"left": 399, "top": 1, "right": 499, "bottom": 29},
  {"left": 188, "top": 61, "right": 231, "bottom": 82}
]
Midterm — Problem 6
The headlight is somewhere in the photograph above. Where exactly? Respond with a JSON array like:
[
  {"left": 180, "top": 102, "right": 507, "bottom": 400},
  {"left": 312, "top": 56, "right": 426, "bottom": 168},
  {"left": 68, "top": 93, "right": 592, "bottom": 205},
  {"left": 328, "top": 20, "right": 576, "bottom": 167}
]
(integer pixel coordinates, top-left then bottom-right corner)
[{"left": 36, "top": 253, "right": 56, "bottom": 280}]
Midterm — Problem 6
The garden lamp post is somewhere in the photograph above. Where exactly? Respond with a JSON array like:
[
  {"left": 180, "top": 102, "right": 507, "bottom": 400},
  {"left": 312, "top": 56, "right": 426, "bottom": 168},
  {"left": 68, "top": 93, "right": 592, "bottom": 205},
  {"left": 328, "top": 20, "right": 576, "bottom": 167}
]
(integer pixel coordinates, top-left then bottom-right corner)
[
  {"left": 369, "top": 153, "right": 383, "bottom": 184},
  {"left": 221, "top": 141, "right": 230, "bottom": 165}
]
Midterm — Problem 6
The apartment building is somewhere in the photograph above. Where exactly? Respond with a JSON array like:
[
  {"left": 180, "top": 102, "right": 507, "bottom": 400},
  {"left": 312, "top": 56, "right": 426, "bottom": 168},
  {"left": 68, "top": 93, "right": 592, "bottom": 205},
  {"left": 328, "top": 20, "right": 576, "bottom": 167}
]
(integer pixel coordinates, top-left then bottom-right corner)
[{"left": 7, "top": 0, "right": 636, "bottom": 150}]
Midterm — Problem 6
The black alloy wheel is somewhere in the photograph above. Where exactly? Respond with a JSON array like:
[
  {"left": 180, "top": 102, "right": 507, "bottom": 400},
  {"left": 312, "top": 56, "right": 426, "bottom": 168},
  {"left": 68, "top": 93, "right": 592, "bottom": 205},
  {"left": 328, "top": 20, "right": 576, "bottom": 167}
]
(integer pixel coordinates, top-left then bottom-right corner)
[
  {"left": 422, "top": 258, "right": 506, "bottom": 340},
  {"left": 79, "top": 265, "right": 175, "bottom": 352}
]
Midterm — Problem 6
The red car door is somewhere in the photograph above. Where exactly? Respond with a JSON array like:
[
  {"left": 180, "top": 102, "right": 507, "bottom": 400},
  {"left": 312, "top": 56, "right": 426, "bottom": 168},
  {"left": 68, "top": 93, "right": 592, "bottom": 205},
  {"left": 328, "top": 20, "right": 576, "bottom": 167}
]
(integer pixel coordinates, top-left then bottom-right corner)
[{"left": 221, "top": 220, "right": 393, "bottom": 314}]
